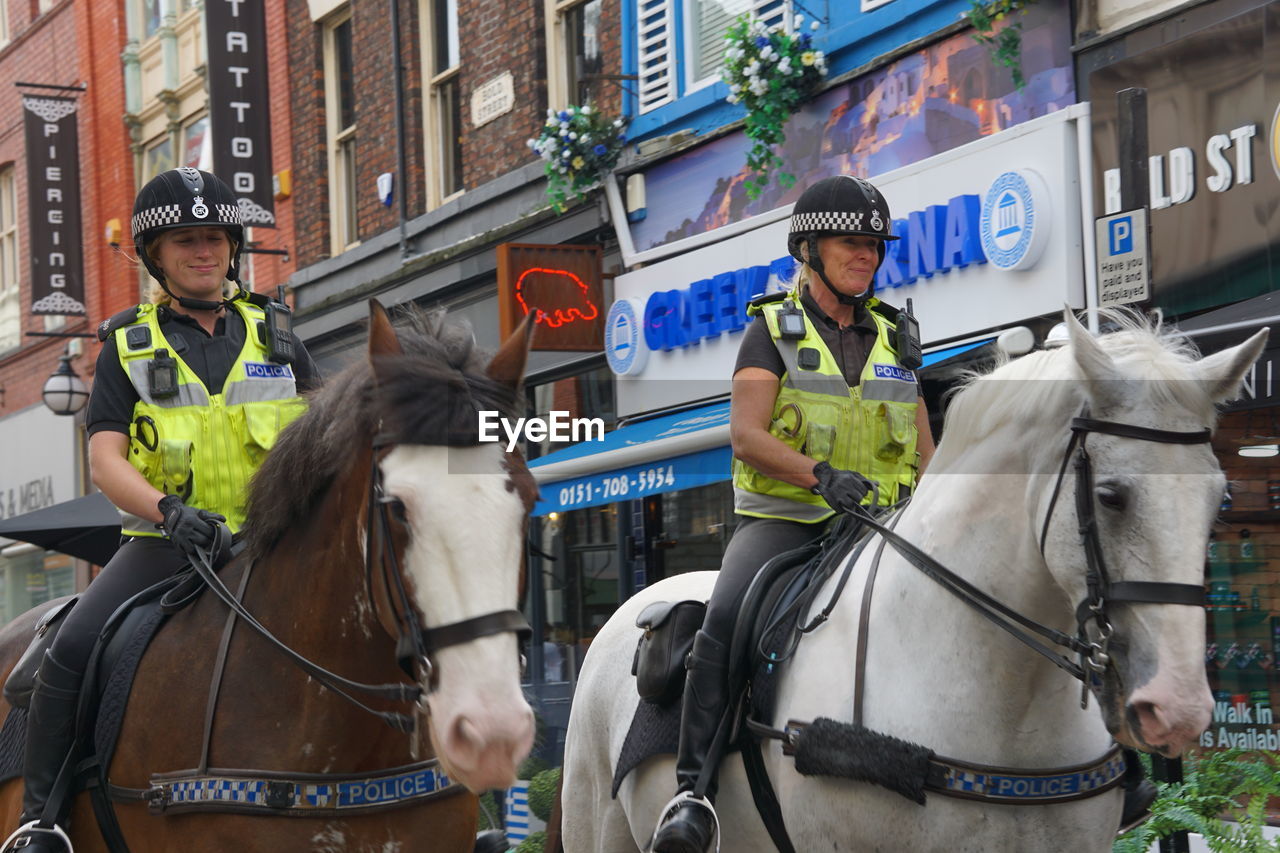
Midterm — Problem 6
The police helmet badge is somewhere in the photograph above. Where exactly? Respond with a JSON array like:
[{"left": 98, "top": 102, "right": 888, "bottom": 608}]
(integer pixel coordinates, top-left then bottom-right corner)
[
  {"left": 870, "top": 208, "right": 884, "bottom": 232},
  {"left": 191, "top": 196, "right": 209, "bottom": 219}
]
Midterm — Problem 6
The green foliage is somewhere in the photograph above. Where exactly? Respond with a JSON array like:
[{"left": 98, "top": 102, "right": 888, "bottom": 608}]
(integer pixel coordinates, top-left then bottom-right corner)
[
  {"left": 1114, "top": 749, "right": 1280, "bottom": 853},
  {"left": 476, "top": 789, "right": 505, "bottom": 832},
  {"left": 515, "top": 830, "right": 546, "bottom": 853},
  {"left": 517, "top": 754, "right": 550, "bottom": 782},
  {"left": 528, "top": 105, "right": 628, "bottom": 212},
  {"left": 719, "top": 13, "right": 827, "bottom": 200},
  {"left": 527, "top": 767, "right": 561, "bottom": 822},
  {"left": 964, "top": 0, "right": 1036, "bottom": 90}
]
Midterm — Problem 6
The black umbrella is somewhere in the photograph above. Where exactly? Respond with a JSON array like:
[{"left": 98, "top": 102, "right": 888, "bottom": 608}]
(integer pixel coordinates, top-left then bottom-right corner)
[{"left": 0, "top": 492, "right": 121, "bottom": 566}]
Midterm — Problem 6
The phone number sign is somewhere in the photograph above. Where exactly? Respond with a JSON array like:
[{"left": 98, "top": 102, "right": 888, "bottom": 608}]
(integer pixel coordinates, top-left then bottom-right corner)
[{"left": 533, "top": 446, "right": 732, "bottom": 516}]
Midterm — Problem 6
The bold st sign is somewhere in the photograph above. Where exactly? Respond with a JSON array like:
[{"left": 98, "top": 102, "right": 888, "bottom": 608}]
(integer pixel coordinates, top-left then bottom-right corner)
[
  {"left": 206, "top": 0, "right": 275, "bottom": 228},
  {"left": 24, "top": 96, "right": 85, "bottom": 316}
]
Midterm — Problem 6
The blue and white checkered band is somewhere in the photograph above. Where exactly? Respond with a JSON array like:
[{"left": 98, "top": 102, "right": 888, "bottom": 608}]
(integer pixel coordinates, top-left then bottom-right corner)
[
  {"left": 131, "top": 204, "right": 182, "bottom": 238},
  {"left": 148, "top": 760, "right": 458, "bottom": 815},
  {"left": 935, "top": 749, "right": 1127, "bottom": 805},
  {"left": 790, "top": 210, "right": 888, "bottom": 236}
]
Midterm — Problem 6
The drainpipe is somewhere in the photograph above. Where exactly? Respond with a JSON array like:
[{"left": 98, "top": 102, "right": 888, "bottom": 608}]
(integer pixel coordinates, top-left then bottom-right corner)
[{"left": 390, "top": 0, "right": 410, "bottom": 258}]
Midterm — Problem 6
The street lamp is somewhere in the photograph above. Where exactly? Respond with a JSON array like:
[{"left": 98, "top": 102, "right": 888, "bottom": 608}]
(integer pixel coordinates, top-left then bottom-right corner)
[{"left": 42, "top": 353, "right": 89, "bottom": 415}]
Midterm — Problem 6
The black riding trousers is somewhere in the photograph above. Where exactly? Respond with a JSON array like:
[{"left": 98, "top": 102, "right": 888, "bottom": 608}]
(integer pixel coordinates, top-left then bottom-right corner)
[
  {"left": 700, "top": 516, "right": 829, "bottom": 648},
  {"left": 50, "top": 538, "right": 188, "bottom": 676}
]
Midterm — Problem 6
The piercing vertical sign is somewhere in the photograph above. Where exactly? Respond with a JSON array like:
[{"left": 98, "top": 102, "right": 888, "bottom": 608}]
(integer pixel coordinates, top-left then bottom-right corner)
[
  {"left": 206, "top": 0, "right": 276, "bottom": 228},
  {"left": 24, "top": 96, "right": 85, "bottom": 316}
]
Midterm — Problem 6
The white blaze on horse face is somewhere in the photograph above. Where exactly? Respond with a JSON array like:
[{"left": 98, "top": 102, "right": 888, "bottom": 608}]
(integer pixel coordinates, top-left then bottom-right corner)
[{"left": 380, "top": 444, "right": 534, "bottom": 791}]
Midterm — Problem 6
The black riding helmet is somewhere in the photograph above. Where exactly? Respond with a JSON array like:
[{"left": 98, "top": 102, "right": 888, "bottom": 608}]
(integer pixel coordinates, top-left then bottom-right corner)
[
  {"left": 132, "top": 167, "right": 245, "bottom": 311},
  {"left": 787, "top": 175, "right": 899, "bottom": 306}
]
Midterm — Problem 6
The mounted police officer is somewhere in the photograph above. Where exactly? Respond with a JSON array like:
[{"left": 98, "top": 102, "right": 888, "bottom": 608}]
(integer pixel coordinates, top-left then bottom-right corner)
[
  {"left": 3, "top": 168, "right": 318, "bottom": 853},
  {"left": 651, "top": 175, "right": 936, "bottom": 853}
]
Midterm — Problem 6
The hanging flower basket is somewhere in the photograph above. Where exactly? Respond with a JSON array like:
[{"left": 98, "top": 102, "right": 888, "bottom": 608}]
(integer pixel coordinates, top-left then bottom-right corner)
[
  {"left": 527, "top": 105, "right": 628, "bottom": 212},
  {"left": 721, "top": 13, "right": 827, "bottom": 199}
]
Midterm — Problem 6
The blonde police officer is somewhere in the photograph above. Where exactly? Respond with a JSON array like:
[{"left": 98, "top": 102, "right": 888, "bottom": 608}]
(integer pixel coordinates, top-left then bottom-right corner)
[
  {"left": 651, "top": 175, "right": 935, "bottom": 853},
  {"left": 4, "top": 168, "right": 317, "bottom": 853}
]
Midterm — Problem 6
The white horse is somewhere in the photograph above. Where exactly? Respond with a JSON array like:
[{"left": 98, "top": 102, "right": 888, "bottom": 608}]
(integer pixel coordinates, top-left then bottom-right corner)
[{"left": 559, "top": 311, "right": 1267, "bottom": 853}]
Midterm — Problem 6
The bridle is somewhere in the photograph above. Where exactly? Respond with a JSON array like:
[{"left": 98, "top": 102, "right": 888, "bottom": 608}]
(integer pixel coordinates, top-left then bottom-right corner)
[
  {"left": 849, "top": 406, "right": 1210, "bottom": 704},
  {"left": 366, "top": 433, "right": 531, "bottom": 691},
  {"left": 183, "top": 435, "right": 531, "bottom": 733}
]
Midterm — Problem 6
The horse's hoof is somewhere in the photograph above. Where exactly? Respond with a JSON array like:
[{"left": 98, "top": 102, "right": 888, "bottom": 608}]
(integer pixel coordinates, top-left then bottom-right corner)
[
  {"left": 1118, "top": 778, "right": 1159, "bottom": 834},
  {"left": 473, "top": 830, "right": 508, "bottom": 853},
  {"left": 651, "top": 802, "right": 717, "bottom": 853}
]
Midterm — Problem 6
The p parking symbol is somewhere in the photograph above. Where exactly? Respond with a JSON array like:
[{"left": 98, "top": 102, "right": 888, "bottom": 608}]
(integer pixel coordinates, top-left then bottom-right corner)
[{"left": 1108, "top": 217, "right": 1133, "bottom": 255}]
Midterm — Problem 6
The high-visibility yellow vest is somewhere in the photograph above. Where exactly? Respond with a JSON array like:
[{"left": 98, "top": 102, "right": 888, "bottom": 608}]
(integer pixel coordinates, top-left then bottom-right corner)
[
  {"left": 111, "top": 300, "right": 307, "bottom": 536},
  {"left": 732, "top": 296, "right": 920, "bottom": 522}
]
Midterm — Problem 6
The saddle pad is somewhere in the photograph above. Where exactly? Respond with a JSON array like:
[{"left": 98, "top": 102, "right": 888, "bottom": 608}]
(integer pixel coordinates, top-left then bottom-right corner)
[
  {"left": 611, "top": 699, "right": 681, "bottom": 798},
  {"left": 93, "top": 605, "right": 167, "bottom": 766},
  {"left": 0, "top": 707, "right": 29, "bottom": 785}
]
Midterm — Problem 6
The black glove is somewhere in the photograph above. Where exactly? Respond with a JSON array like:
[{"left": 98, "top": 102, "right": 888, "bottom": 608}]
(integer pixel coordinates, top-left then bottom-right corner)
[
  {"left": 157, "top": 495, "right": 225, "bottom": 555},
  {"left": 810, "top": 461, "right": 873, "bottom": 514}
]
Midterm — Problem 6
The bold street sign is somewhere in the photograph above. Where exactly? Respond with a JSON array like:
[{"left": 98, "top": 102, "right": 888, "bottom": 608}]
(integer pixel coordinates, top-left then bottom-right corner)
[
  {"left": 24, "top": 96, "right": 85, "bottom": 316},
  {"left": 206, "top": 0, "right": 276, "bottom": 228},
  {"left": 1095, "top": 208, "right": 1149, "bottom": 307},
  {"left": 496, "top": 243, "right": 604, "bottom": 351}
]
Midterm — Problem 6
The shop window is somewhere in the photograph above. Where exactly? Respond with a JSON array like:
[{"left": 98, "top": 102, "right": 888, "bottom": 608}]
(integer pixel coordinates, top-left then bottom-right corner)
[
  {"left": 1, "top": 550, "right": 74, "bottom": 625},
  {"left": 635, "top": 0, "right": 788, "bottom": 114},
  {"left": 141, "top": 0, "right": 161, "bottom": 38},
  {"left": 538, "top": 504, "right": 620, "bottom": 681},
  {"left": 645, "top": 481, "right": 738, "bottom": 583},
  {"left": 0, "top": 166, "right": 18, "bottom": 354},
  {"left": 1202, "top": 407, "right": 1280, "bottom": 759},
  {"left": 324, "top": 10, "right": 358, "bottom": 252},
  {"left": 422, "top": 0, "right": 463, "bottom": 206}
]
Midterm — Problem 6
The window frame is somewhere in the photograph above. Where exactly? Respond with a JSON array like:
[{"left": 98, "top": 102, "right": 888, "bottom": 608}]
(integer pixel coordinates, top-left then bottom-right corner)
[
  {"left": 323, "top": 9, "right": 359, "bottom": 254},
  {"left": 547, "top": 0, "right": 605, "bottom": 110},
  {"left": 0, "top": 0, "right": 10, "bottom": 47},
  {"left": 0, "top": 166, "right": 19, "bottom": 354},
  {"left": 419, "top": 0, "right": 464, "bottom": 209}
]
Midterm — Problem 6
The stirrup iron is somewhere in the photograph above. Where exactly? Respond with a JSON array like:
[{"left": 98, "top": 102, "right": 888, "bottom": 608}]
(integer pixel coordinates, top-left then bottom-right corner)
[
  {"left": 1, "top": 821, "right": 73, "bottom": 853},
  {"left": 648, "top": 790, "right": 721, "bottom": 853}
]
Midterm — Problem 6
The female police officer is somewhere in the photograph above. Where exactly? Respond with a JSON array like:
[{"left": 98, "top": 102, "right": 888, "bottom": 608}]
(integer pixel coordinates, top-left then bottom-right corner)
[
  {"left": 4, "top": 168, "right": 318, "bottom": 852},
  {"left": 651, "top": 175, "right": 935, "bottom": 853}
]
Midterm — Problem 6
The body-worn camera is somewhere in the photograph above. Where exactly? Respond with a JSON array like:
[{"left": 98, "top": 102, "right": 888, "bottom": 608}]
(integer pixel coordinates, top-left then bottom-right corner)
[
  {"left": 264, "top": 299, "right": 295, "bottom": 365},
  {"left": 777, "top": 303, "right": 806, "bottom": 340},
  {"left": 148, "top": 349, "right": 179, "bottom": 398}
]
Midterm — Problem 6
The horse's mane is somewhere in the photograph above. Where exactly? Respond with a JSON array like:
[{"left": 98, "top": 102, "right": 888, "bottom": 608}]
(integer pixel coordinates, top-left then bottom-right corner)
[
  {"left": 932, "top": 310, "right": 1215, "bottom": 469},
  {"left": 243, "top": 307, "right": 519, "bottom": 560}
]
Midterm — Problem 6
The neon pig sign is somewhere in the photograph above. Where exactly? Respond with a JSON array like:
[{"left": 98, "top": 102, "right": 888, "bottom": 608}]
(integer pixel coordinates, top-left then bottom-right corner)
[{"left": 515, "top": 266, "right": 600, "bottom": 327}]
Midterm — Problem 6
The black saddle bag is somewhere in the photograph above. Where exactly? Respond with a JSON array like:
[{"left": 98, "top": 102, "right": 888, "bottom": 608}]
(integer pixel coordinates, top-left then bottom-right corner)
[
  {"left": 4, "top": 595, "right": 79, "bottom": 709},
  {"left": 631, "top": 599, "right": 706, "bottom": 706}
]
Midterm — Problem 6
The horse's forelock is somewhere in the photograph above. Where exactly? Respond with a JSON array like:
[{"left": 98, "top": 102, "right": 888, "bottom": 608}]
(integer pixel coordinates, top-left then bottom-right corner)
[{"left": 934, "top": 311, "right": 1216, "bottom": 469}]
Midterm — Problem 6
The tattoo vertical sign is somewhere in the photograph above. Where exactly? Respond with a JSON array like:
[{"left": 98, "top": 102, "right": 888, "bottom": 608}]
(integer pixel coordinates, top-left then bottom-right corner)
[
  {"left": 206, "top": 0, "right": 276, "bottom": 228},
  {"left": 24, "top": 96, "right": 86, "bottom": 316}
]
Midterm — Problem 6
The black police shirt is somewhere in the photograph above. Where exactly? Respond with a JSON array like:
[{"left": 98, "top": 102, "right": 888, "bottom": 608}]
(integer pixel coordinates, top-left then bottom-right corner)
[
  {"left": 86, "top": 305, "right": 321, "bottom": 438},
  {"left": 733, "top": 289, "right": 882, "bottom": 386}
]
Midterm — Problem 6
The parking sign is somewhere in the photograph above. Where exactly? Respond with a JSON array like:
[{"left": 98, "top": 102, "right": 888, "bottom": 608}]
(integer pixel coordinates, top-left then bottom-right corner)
[{"left": 1095, "top": 209, "right": 1149, "bottom": 307}]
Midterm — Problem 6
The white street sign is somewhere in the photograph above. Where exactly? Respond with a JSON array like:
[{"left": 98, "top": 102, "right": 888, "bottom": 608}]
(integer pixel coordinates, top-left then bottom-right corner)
[{"left": 1095, "top": 209, "right": 1149, "bottom": 307}]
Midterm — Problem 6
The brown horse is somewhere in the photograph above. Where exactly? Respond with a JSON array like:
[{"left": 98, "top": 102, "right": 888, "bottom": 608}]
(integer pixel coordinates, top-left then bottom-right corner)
[{"left": 0, "top": 300, "right": 536, "bottom": 851}]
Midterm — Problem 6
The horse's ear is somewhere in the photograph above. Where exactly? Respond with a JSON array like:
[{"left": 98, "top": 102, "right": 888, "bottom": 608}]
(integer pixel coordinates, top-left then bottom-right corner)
[
  {"left": 1196, "top": 328, "right": 1269, "bottom": 404},
  {"left": 368, "top": 299, "right": 403, "bottom": 358},
  {"left": 1064, "top": 307, "right": 1121, "bottom": 406},
  {"left": 487, "top": 314, "right": 535, "bottom": 392}
]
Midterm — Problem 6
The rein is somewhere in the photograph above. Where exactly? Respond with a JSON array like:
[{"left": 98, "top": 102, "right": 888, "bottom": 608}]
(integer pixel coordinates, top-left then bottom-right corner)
[{"left": 182, "top": 434, "right": 531, "bottom": 733}]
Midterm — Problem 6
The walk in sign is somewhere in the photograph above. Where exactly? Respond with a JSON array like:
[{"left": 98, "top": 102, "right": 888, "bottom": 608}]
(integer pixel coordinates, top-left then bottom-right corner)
[{"left": 1095, "top": 209, "right": 1149, "bottom": 307}]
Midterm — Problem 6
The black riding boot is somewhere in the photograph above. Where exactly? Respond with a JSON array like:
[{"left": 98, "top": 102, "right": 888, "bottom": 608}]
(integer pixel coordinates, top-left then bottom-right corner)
[
  {"left": 1118, "top": 749, "right": 1158, "bottom": 833},
  {"left": 652, "top": 630, "right": 730, "bottom": 853},
  {"left": 6, "top": 651, "right": 82, "bottom": 853}
]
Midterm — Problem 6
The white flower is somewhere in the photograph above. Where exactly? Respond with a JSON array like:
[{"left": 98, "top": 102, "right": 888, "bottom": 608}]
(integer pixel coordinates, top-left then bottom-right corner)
[
  {"left": 526, "top": 138, "right": 536, "bottom": 149},
  {"left": 569, "top": 132, "right": 578, "bottom": 140},
  {"left": 760, "top": 45, "right": 774, "bottom": 61},
  {"left": 750, "top": 78, "right": 769, "bottom": 96},
  {"left": 727, "top": 93, "right": 740, "bottom": 104},
  {"left": 559, "top": 128, "right": 568, "bottom": 137},
  {"left": 613, "top": 119, "right": 623, "bottom": 127},
  {"left": 810, "top": 20, "right": 820, "bottom": 31},
  {"left": 744, "top": 60, "right": 760, "bottom": 77},
  {"left": 581, "top": 105, "right": 591, "bottom": 114},
  {"left": 794, "top": 13, "right": 804, "bottom": 27},
  {"left": 777, "top": 58, "right": 791, "bottom": 74},
  {"left": 562, "top": 149, "right": 571, "bottom": 158},
  {"left": 729, "top": 83, "right": 741, "bottom": 94}
]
